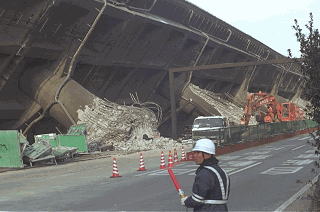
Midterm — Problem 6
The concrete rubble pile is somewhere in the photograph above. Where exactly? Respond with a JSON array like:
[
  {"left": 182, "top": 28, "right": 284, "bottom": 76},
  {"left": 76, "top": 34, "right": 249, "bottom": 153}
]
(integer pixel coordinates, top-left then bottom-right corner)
[
  {"left": 189, "top": 84, "right": 257, "bottom": 125},
  {"left": 77, "top": 97, "right": 181, "bottom": 152}
]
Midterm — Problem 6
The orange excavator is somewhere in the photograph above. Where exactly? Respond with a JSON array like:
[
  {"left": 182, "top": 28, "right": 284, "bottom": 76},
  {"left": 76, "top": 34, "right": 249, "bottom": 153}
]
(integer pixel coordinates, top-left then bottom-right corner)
[{"left": 240, "top": 91, "right": 304, "bottom": 125}]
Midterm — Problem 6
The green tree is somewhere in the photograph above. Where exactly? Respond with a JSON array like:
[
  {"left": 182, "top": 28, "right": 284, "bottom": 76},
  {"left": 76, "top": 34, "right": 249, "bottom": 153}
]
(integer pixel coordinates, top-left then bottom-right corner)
[
  {"left": 290, "top": 13, "right": 320, "bottom": 124},
  {"left": 290, "top": 12, "right": 319, "bottom": 210}
]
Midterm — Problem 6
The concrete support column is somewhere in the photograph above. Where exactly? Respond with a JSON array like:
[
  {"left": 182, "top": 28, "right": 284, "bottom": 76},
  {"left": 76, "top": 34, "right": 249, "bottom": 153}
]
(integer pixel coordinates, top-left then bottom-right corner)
[
  {"left": 271, "top": 69, "right": 285, "bottom": 96},
  {"left": 169, "top": 71, "right": 177, "bottom": 139},
  {"left": 290, "top": 80, "right": 304, "bottom": 102},
  {"left": 20, "top": 64, "right": 95, "bottom": 129},
  {"left": 234, "top": 66, "right": 256, "bottom": 104}
]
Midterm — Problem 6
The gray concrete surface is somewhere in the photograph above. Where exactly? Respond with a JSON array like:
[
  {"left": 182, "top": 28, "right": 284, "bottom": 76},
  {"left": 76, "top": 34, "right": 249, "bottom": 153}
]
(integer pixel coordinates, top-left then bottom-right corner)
[{"left": 0, "top": 136, "right": 318, "bottom": 211}]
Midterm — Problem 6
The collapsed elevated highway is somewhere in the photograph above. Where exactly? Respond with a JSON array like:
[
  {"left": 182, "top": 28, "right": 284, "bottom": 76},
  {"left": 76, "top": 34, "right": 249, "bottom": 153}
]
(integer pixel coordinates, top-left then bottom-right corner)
[{"left": 0, "top": 0, "right": 305, "bottom": 140}]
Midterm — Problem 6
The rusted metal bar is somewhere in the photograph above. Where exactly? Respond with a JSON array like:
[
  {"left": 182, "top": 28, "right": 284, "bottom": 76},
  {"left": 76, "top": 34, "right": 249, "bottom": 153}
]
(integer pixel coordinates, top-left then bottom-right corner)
[{"left": 169, "top": 58, "right": 303, "bottom": 73}]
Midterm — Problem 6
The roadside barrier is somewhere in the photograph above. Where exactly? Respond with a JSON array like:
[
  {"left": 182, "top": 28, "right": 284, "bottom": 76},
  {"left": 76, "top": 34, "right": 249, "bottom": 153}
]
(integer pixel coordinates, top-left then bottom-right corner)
[
  {"left": 110, "top": 157, "right": 122, "bottom": 178},
  {"left": 167, "top": 150, "right": 174, "bottom": 168},
  {"left": 137, "top": 153, "right": 147, "bottom": 171},
  {"left": 160, "top": 151, "right": 166, "bottom": 169}
]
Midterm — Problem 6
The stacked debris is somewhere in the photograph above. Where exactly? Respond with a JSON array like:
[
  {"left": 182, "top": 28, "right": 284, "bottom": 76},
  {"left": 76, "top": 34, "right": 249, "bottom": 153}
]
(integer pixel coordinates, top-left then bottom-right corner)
[
  {"left": 77, "top": 97, "right": 181, "bottom": 152},
  {"left": 118, "top": 126, "right": 181, "bottom": 152},
  {"left": 52, "top": 146, "right": 77, "bottom": 161},
  {"left": 23, "top": 140, "right": 57, "bottom": 166},
  {"left": 188, "top": 84, "right": 257, "bottom": 125}
]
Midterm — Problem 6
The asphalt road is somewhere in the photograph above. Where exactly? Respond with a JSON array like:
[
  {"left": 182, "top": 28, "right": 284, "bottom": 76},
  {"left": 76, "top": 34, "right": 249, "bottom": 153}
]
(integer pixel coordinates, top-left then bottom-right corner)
[{"left": 0, "top": 134, "right": 318, "bottom": 211}]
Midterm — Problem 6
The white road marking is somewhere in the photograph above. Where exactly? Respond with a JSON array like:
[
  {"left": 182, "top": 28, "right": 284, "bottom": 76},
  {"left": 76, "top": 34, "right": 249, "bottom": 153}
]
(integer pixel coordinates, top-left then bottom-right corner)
[
  {"left": 149, "top": 168, "right": 196, "bottom": 176},
  {"left": 297, "top": 137, "right": 310, "bottom": 141},
  {"left": 297, "top": 154, "right": 317, "bottom": 159},
  {"left": 292, "top": 145, "right": 306, "bottom": 151},
  {"left": 228, "top": 162, "right": 262, "bottom": 175},
  {"left": 134, "top": 169, "right": 163, "bottom": 176},
  {"left": 222, "top": 160, "right": 257, "bottom": 167},
  {"left": 222, "top": 167, "right": 238, "bottom": 173},
  {"left": 0, "top": 197, "right": 9, "bottom": 202},
  {"left": 188, "top": 167, "right": 245, "bottom": 175},
  {"left": 272, "top": 146, "right": 288, "bottom": 150},
  {"left": 287, "top": 144, "right": 298, "bottom": 146},
  {"left": 274, "top": 174, "right": 320, "bottom": 212},
  {"left": 282, "top": 159, "right": 314, "bottom": 166},
  {"left": 288, "top": 138, "right": 300, "bottom": 141},
  {"left": 242, "top": 151, "right": 270, "bottom": 155},
  {"left": 218, "top": 155, "right": 242, "bottom": 161},
  {"left": 187, "top": 172, "right": 196, "bottom": 175},
  {"left": 242, "top": 155, "right": 272, "bottom": 160},
  {"left": 305, "top": 149, "right": 315, "bottom": 154},
  {"left": 145, "top": 160, "right": 262, "bottom": 176},
  {"left": 261, "top": 146, "right": 288, "bottom": 151},
  {"left": 261, "top": 167, "right": 303, "bottom": 175},
  {"left": 183, "top": 164, "right": 199, "bottom": 167}
]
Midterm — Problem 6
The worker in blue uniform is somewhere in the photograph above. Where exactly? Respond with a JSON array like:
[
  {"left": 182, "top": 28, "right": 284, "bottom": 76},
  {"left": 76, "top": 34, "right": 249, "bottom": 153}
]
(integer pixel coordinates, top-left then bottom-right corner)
[{"left": 181, "top": 138, "right": 230, "bottom": 211}]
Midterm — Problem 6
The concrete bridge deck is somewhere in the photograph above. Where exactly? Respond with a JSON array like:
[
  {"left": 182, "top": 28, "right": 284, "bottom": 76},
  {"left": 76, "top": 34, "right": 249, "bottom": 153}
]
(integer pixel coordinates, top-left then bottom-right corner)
[{"left": 0, "top": 0, "right": 305, "bottom": 138}]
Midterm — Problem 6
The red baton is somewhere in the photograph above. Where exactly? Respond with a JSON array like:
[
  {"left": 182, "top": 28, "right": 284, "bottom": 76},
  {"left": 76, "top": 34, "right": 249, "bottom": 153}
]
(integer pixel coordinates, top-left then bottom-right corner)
[{"left": 168, "top": 168, "right": 186, "bottom": 197}]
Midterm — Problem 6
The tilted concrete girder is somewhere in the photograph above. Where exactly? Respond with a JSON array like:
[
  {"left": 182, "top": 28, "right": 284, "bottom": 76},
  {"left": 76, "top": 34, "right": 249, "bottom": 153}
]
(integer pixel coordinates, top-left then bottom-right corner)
[{"left": 0, "top": 0, "right": 306, "bottom": 138}]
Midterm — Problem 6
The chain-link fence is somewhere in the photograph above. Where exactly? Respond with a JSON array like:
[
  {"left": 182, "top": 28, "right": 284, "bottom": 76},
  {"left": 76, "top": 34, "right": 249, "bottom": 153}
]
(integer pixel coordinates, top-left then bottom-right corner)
[{"left": 221, "top": 120, "right": 318, "bottom": 146}]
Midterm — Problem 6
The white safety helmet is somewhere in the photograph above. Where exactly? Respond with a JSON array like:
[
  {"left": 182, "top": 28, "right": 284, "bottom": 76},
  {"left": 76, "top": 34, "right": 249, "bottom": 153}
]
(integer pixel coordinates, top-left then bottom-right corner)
[{"left": 192, "top": 138, "right": 215, "bottom": 155}]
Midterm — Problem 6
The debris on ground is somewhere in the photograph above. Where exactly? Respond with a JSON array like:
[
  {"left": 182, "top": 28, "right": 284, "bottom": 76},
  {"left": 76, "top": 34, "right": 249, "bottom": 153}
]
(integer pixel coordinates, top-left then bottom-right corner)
[
  {"left": 77, "top": 97, "right": 181, "bottom": 152},
  {"left": 23, "top": 140, "right": 57, "bottom": 166},
  {"left": 188, "top": 84, "right": 257, "bottom": 125}
]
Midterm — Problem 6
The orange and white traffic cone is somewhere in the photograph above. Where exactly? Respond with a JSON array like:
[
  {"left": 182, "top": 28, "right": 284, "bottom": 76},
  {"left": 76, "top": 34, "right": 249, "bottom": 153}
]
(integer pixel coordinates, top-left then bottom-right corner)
[
  {"left": 181, "top": 146, "right": 186, "bottom": 161},
  {"left": 110, "top": 157, "right": 122, "bottom": 178},
  {"left": 168, "top": 150, "right": 174, "bottom": 168},
  {"left": 173, "top": 148, "right": 179, "bottom": 164},
  {"left": 160, "top": 151, "right": 166, "bottom": 169},
  {"left": 137, "top": 153, "right": 147, "bottom": 171}
]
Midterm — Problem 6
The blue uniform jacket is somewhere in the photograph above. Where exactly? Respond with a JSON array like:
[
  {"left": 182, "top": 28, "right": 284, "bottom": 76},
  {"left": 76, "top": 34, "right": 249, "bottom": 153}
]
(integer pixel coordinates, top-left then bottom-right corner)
[{"left": 184, "top": 157, "right": 230, "bottom": 212}]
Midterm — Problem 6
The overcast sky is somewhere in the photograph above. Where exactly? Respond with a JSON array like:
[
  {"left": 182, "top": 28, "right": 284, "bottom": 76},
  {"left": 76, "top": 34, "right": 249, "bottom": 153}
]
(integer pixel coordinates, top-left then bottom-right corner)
[{"left": 187, "top": 0, "right": 320, "bottom": 57}]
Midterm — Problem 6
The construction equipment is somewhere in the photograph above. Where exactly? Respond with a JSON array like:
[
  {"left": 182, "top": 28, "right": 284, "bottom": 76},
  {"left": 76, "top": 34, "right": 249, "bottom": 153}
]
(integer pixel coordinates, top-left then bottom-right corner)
[
  {"left": 280, "top": 102, "right": 305, "bottom": 122},
  {"left": 240, "top": 91, "right": 304, "bottom": 125}
]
